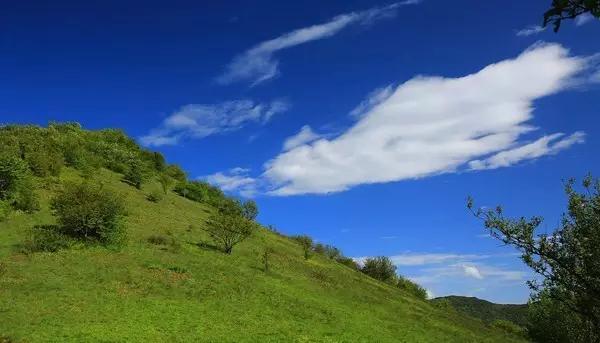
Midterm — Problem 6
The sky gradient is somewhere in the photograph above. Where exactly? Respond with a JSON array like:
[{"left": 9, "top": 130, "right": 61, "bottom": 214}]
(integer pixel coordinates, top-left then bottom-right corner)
[{"left": 1, "top": 0, "right": 599, "bottom": 303}]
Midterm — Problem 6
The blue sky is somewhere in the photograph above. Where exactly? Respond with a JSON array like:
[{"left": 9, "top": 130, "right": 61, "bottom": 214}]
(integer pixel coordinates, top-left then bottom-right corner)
[{"left": 1, "top": 0, "right": 599, "bottom": 303}]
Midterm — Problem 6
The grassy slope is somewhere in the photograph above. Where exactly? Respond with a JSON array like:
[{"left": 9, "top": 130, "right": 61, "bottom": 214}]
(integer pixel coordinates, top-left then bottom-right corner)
[
  {"left": 0, "top": 168, "right": 524, "bottom": 342},
  {"left": 432, "top": 296, "right": 529, "bottom": 327}
]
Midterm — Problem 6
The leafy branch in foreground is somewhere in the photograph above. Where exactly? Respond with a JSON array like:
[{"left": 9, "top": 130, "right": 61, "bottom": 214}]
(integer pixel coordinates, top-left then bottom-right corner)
[
  {"left": 544, "top": 0, "right": 599, "bottom": 32},
  {"left": 467, "top": 175, "right": 600, "bottom": 340}
]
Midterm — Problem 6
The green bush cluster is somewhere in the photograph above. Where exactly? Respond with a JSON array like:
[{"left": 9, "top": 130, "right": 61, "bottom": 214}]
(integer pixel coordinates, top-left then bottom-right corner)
[
  {"left": 0, "top": 154, "right": 39, "bottom": 219},
  {"left": 0, "top": 123, "right": 177, "bottom": 191},
  {"left": 50, "top": 182, "right": 126, "bottom": 245}
]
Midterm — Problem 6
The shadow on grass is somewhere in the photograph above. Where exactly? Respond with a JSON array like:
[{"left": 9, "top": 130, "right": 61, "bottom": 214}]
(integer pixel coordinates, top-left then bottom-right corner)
[{"left": 189, "top": 240, "right": 221, "bottom": 253}]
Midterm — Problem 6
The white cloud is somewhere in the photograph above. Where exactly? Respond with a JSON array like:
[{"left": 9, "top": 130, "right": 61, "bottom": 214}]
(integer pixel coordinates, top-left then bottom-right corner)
[
  {"left": 516, "top": 25, "right": 546, "bottom": 37},
  {"left": 263, "top": 43, "right": 590, "bottom": 195},
  {"left": 216, "top": 1, "right": 420, "bottom": 86},
  {"left": 462, "top": 265, "right": 483, "bottom": 279},
  {"left": 203, "top": 167, "right": 257, "bottom": 198},
  {"left": 140, "top": 99, "right": 289, "bottom": 146},
  {"left": 388, "top": 253, "right": 488, "bottom": 266},
  {"left": 469, "top": 131, "right": 585, "bottom": 170},
  {"left": 575, "top": 13, "right": 595, "bottom": 26},
  {"left": 283, "top": 125, "right": 321, "bottom": 151}
]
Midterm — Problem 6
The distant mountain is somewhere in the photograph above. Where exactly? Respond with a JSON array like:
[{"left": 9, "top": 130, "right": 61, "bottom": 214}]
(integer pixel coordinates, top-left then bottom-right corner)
[{"left": 432, "top": 296, "right": 528, "bottom": 327}]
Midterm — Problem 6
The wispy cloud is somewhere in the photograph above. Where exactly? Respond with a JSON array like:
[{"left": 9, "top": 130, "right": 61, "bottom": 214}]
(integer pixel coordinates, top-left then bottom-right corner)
[
  {"left": 263, "top": 43, "right": 592, "bottom": 195},
  {"left": 575, "top": 12, "right": 595, "bottom": 26},
  {"left": 283, "top": 125, "right": 321, "bottom": 151},
  {"left": 515, "top": 25, "right": 546, "bottom": 37},
  {"left": 140, "top": 99, "right": 289, "bottom": 147},
  {"left": 203, "top": 167, "right": 257, "bottom": 198},
  {"left": 216, "top": 1, "right": 420, "bottom": 86},
  {"left": 469, "top": 131, "right": 585, "bottom": 170}
]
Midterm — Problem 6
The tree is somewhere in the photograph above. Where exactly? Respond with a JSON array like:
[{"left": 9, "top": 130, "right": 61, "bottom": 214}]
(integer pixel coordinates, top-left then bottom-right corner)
[
  {"left": 51, "top": 182, "right": 126, "bottom": 245},
  {"left": 361, "top": 256, "right": 397, "bottom": 283},
  {"left": 396, "top": 276, "right": 428, "bottom": 300},
  {"left": 205, "top": 213, "right": 256, "bottom": 254},
  {"left": 544, "top": 0, "right": 599, "bottom": 32},
  {"left": 242, "top": 200, "right": 258, "bottom": 221},
  {"left": 123, "top": 158, "right": 146, "bottom": 189},
  {"left": 293, "top": 235, "right": 313, "bottom": 260},
  {"left": 468, "top": 175, "right": 600, "bottom": 339}
]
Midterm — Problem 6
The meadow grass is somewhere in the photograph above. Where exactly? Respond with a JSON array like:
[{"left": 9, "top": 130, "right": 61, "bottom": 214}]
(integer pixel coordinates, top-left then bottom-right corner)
[{"left": 0, "top": 168, "right": 525, "bottom": 342}]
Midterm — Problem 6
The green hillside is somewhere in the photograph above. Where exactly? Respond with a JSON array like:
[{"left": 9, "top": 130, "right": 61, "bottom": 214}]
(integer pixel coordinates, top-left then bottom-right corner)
[
  {"left": 432, "top": 296, "right": 529, "bottom": 327},
  {"left": 0, "top": 124, "right": 525, "bottom": 342}
]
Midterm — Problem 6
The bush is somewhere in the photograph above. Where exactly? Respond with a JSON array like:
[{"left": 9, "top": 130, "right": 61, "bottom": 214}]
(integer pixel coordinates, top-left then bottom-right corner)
[
  {"left": 396, "top": 276, "right": 428, "bottom": 300},
  {"left": 205, "top": 213, "right": 256, "bottom": 254},
  {"left": 51, "top": 182, "right": 126, "bottom": 245},
  {"left": 24, "top": 225, "right": 74, "bottom": 253},
  {"left": 0, "top": 155, "right": 39, "bottom": 213},
  {"left": 490, "top": 320, "right": 525, "bottom": 336},
  {"left": 165, "top": 164, "right": 186, "bottom": 182},
  {"left": 146, "top": 190, "right": 164, "bottom": 203},
  {"left": 0, "top": 200, "right": 11, "bottom": 222},
  {"left": 24, "top": 148, "right": 64, "bottom": 177},
  {"left": 262, "top": 247, "right": 274, "bottom": 272},
  {"left": 336, "top": 256, "right": 360, "bottom": 270},
  {"left": 361, "top": 256, "right": 397, "bottom": 283},
  {"left": 292, "top": 235, "right": 313, "bottom": 260},
  {"left": 123, "top": 157, "right": 147, "bottom": 189}
]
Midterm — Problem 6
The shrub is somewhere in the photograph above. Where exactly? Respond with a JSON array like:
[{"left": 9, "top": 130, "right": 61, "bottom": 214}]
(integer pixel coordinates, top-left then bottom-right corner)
[
  {"left": 25, "top": 225, "right": 74, "bottom": 253},
  {"left": 51, "top": 182, "right": 126, "bottom": 245},
  {"left": 205, "top": 213, "right": 256, "bottom": 254},
  {"left": 146, "top": 190, "right": 164, "bottom": 203},
  {"left": 24, "top": 148, "right": 64, "bottom": 177},
  {"left": 242, "top": 200, "right": 258, "bottom": 220},
  {"left": 336, "top": 256, "right": 360, "bottom": 270},
  {"left": 123, "top": 157, "right": 146, "bottom": 189},
  {"left": 396, "top": 276, "right": 428, "bottom": 300},
  {"left": 0, "top": 155, "right": 39, "bottom": 213},
  {"left": 292, "top": 235, "right": 313, "bottom": 260},
  {"left": 361, "top": 256, "right": 397, "bottom": 283},
  {"left": 490, "top": 320, "right": 525, "bottom": 336}
]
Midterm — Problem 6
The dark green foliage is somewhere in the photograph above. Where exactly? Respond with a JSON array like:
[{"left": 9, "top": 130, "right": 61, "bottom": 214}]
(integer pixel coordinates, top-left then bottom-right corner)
[
  {"left": 0, "top": 155, "right": 39, "bottom": 214},
  {"left": 205, "top": 213, "right": 256, "bottom": 254},
  {"left": 336, "top": 256, "right": 360, "bottom": 270},
  {"left": 174, "top": 180, "right": 225, "bottom": 205},
  {"left": 51, "top": 182, "right": 126, "bottom": 245},
  {"left": 469, "top": 175, "right": 600, "bottom": 339},
  {"left": 396, "top": 276, "right": 427, "bottom": 300},
  {"left": 24, "top": 225, "right": 74, "bottom": 253},
  {"left": 544, "top": 0, "right": 599, "bottom": 32},
  {"left": 361, "top": 256, "right": 397, "bottom": 283},
  {"left": 123, "top": 157, "right": 147, "bottom": 189},
  {"left": 431, "top": 296, "right": 528, "bottom": 327},
  {"left": 141, "top": 150, "right": 166, "bottom": 172},
  {"left": 292, "top": 235, "right": 313, "bottom": 260},
  {"left": 241, "top": 200, "right": 258, "bottom": 220},
  {"left": 24, "top": 148, "right": 64, "bottom": 177},
  {"left": 527, "top": 290, "right": 597, "bottom": 343},
  {"left": 216, "top": 198, "right": 244, "bottom": 217}
]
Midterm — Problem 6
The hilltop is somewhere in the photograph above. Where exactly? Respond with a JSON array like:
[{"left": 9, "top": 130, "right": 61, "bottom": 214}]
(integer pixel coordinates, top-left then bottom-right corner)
[
  {"left": 0, "top": 123, "right": 525, "bottom": 342},
  {"left": 432, "top": 296, "right": 529, "bottom": 327}
]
